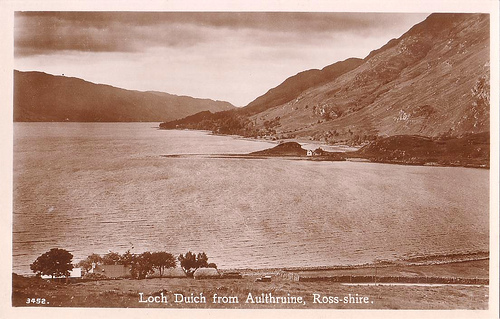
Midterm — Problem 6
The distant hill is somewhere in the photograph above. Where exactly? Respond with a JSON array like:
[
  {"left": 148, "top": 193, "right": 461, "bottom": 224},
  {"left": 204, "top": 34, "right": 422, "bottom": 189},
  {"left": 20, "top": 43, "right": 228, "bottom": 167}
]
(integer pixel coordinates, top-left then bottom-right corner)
[
  {"left": 161, "top": 13, "right": 490, "bottom": 146},
  {"left": 14, "top": 70, "right": 235, "bottom": 122}
]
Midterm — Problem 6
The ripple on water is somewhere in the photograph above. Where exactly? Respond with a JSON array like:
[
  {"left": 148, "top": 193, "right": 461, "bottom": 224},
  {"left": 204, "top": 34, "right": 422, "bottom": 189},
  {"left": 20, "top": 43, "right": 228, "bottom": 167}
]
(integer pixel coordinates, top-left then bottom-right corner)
[{"left": 12, "top": 123, "right": 489, "bottom": 274}]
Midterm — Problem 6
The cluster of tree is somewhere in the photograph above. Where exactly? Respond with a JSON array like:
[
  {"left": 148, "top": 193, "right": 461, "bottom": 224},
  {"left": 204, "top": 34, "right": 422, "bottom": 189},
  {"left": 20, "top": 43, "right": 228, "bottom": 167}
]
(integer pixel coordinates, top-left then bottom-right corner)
[
  {"left": 31, "top": 248, "right": 217, "bottom": 279},
  {"left": 310, "top": 128, "right": 379, "bottom": 146},
  {"left": 30, "top": 248, "right": 74, "bottom": 278},
  {"left": 263, "top": 117, "right": 281, "bottom": 130},
  {"left": 312, "top": 104, "right": 343, "bottom": 121},
  {"left": 177, "top": 251, "right": 217, "bottom": 277},
  {"left": 78, "top": 250, "right": 178, "bottom": 279},
  {"left": 159, "top": 110, "right": 266, "bottom": 138}
]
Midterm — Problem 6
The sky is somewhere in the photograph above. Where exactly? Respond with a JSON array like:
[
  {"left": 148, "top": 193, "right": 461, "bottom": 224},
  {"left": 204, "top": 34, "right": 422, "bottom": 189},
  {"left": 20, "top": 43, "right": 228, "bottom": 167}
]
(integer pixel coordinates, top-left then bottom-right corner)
[{"left": 14, "top": 12, "right": 430, "bottom": 107}]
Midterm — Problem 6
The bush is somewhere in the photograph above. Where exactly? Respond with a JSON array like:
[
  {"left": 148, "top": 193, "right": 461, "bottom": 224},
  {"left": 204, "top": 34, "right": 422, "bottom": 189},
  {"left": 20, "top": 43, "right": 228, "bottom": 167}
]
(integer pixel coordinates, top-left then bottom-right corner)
[{"left": 83, "top": 272, "right": 108, "bottom": 280}]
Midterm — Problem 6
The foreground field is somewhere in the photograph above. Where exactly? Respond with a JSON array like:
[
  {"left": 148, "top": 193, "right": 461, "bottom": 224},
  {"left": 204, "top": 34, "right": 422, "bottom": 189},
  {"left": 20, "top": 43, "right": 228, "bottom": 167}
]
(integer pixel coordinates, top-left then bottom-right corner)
[{"left": 12, "top": 260, "right": 489, "bottom": 309}]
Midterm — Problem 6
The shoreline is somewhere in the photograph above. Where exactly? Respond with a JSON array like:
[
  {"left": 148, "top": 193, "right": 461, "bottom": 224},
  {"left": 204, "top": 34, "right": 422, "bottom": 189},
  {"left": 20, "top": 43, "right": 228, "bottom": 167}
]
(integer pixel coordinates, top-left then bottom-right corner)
[
  {"left": 219, "top": 251, "right": 490, "bottom": 273},
  {"left": 12, "top": 257, "right": 489, "bottom": 309},
  {"left": 161, "top": 153, "right": 490, "bottom": 169},
  {"left": 207, "top": 130, "right": 361, "bottom": 152},
  {"left": 159, "top": 129, "right": 490, "bottom": 169},
  {"left": 15, "top": 250, "right": 489, "bottom": 277},
  {"left": 13, "top": 249, "right": 489, "bottom": 279}
]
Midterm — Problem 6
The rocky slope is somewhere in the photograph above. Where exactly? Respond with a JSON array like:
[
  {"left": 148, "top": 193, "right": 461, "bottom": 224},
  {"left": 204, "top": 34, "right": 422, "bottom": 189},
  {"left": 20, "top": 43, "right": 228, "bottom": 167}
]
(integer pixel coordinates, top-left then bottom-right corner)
[
  {"left": 241, "top": 57, "right": 364, "bottom": 116},
  {"left": 249, "top": 13, "right": 490, "bottom": 144},
  {"left": 14, "top": 70, "right": 235, "bottom": 122},
  {"left": 162, "top": 13, "right": 490, "bottom": 147}
]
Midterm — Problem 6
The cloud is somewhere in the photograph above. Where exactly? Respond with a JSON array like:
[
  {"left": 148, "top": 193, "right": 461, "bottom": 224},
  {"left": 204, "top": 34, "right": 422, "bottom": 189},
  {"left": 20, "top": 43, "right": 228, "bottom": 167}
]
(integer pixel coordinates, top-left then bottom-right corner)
[
  {"left": 15, "top": 12, "right": 429, "bottom": 56},
  {"left": 14, "top": 13, "right": 207, "bottom": 56},
  {"left": 14, "top": 12, "right": 430, "bottom": 106}
]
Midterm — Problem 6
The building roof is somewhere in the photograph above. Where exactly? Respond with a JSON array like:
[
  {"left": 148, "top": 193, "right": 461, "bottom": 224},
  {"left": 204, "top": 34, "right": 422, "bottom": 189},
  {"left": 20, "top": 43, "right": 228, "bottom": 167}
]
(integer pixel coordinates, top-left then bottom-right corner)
[
  {"left": 193, "top": 268, "right": 220, "bottom": 279},
  {"left": 93, "top": 264, "right": 132, "bottom": 278}
]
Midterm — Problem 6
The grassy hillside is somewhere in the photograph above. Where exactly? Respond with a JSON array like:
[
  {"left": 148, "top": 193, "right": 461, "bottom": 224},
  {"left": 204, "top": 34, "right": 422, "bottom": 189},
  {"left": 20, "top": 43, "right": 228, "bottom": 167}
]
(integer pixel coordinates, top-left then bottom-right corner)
[
  {"left": 160, "top": 14, "right": 490, "bottom": 149},
  {"left": 250, "top": 13, "right": 490, "bottom": 144},
  {"left": 14, "top": 71, "right": 235, "bottom": 122},
  {"left": 242, "top": 58, "right": 363, "bottom": 116}
]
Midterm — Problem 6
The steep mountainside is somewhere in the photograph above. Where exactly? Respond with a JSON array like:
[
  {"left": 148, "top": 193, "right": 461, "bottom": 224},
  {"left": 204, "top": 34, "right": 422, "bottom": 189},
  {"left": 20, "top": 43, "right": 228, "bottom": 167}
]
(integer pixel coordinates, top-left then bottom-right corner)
[
  {"left": 242, "top": 57, "right": 363, "bottom": 116},
  {"left": 14, "top": 71, "right": 235, "bottom": 122},
  {"left": 249, "top": 13, "right": 489, "bottom": 144}
]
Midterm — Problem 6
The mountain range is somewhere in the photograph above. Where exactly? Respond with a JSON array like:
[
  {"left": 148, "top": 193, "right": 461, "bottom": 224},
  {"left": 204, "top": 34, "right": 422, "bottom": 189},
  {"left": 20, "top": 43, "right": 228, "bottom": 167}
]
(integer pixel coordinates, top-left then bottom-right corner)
[
  {"left": 160, "top": 13, "right": 490, "bottom": 145},
  {"left": 14, "top": 70, "right": 235, "bottom": 122},
  {"left": 15, "top": 13, "right": 490, "bottom": 148}
]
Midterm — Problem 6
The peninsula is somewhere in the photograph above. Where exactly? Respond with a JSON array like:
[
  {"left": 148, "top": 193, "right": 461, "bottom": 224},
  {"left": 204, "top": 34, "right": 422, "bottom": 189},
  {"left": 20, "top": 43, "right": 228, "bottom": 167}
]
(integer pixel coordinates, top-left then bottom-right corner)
[{"left": 231, "top": 132, "right": 489, "bottom": 168}]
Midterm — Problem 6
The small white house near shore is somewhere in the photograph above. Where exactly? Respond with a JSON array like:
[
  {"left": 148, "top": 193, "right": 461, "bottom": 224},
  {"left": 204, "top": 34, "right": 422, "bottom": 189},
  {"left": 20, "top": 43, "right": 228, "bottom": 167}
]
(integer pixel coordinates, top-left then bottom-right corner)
[{"left": 41, "top": 267, "right": 82, "bottom": 279}]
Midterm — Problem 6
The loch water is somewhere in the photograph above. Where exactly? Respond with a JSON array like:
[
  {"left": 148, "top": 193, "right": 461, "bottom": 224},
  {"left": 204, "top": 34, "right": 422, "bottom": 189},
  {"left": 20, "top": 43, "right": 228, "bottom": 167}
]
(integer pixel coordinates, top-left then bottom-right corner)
[{"left": 13, "top": 123, "right": 489, "bottom": 274}]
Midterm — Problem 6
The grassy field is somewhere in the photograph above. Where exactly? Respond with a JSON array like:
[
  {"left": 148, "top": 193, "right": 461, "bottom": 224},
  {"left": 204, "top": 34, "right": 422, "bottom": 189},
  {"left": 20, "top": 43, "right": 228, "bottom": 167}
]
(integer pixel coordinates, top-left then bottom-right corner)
[{"left": 12, "top": 260, "right": 489, "bottom": 309}]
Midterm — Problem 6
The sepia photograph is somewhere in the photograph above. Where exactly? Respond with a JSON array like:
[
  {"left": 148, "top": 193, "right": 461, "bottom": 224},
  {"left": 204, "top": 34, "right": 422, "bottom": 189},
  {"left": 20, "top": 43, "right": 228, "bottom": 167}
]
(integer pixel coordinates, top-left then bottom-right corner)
[{"left": 3, "top": 1, "right": 499, "bottom": 318}]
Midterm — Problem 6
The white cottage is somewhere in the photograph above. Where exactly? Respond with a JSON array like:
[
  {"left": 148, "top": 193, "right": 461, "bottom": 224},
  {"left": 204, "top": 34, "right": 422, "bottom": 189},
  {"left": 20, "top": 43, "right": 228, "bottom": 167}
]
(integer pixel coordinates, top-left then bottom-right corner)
[{"left": 41, "top": 267, "right": 82, "bottom": 279}]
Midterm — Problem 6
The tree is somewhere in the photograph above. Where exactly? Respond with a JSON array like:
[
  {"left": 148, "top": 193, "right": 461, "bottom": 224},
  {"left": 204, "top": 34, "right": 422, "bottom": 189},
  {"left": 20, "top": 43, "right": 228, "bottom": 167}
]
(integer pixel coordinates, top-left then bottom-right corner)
[
  {"left": 151, "top": 252, "right": 176, "bottom": 277},
  {"left": 30, "top": 248, "right": 74, "bottom": 278},
  {"left": 178, "top": 252, "right": 209, "bottom": 277},
  {"left": 120, "top": 250, "right": 135, "bottom": 266},
  {"left": 102, "top": 251, "right": 121, "bottom": 265},
  {"left": 131, "top": 252, "right": 155, "bottom": 279},
  {"left": 77, "top": 253, "right": 102, "bottom": 273}
]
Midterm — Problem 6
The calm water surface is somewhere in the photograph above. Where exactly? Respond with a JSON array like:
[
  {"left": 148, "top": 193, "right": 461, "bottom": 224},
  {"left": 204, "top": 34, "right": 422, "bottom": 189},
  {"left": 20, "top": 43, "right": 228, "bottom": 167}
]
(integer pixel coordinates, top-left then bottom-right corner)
[{"left": 13, "top": 123, "right": 489, "bottom": 274}]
